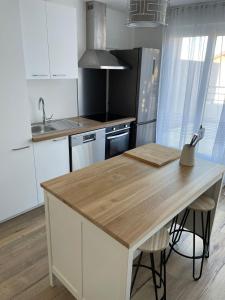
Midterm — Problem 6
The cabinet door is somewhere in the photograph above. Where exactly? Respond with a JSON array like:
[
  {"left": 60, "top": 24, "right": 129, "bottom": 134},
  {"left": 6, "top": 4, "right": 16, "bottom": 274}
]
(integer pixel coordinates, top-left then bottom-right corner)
[
  {"left": 20, "top": 0, "right": 50, "bottom": 79},
  {"left": 46, "top": 3, "right": 78, "bottom": 79},
  {"left": 0, "top": 0, "right": 38, "bottom": 222},
  {"left": 47, "top": 194, "right": 82, "bottom": 300},
  {"left": 0, "top": 147, "right": 38, "bottom": 222},
  {"left": 33, "top": 137, "right": 70, "bottom": 204}
]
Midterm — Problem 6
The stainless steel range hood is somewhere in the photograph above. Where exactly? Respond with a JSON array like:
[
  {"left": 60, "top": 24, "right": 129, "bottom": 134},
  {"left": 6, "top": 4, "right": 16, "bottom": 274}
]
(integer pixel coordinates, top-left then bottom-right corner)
[{"left": 79, "top": 1, "right": 129, "bottom": 70}]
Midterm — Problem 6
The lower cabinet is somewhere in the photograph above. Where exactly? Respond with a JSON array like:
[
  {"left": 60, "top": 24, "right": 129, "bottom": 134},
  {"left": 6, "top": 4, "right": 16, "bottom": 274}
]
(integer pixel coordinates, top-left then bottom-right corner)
[
  {"left": 0, "top": 145, "right": 38, "bottom": 223},
  {"left": 47, "top": 193, "right": 82, "bottom": 299},
  {"left": 33, "top": 137, "right": 70, "bottom": 204},
  {"left": 46, "top": 193, "right": 129, "bottom": 300}
]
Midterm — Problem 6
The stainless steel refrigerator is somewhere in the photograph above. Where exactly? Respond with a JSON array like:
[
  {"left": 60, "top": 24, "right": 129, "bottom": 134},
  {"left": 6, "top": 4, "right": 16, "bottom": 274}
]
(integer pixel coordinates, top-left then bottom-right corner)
[{"left": 108, "top": 48, "right": 160, "bottom": 147}]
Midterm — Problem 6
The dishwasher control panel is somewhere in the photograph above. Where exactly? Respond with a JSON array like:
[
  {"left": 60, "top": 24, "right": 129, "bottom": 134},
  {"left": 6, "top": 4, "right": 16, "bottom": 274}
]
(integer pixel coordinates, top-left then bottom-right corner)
[{"left": 83, "top": 133, "right": 96, "bottom": 143}]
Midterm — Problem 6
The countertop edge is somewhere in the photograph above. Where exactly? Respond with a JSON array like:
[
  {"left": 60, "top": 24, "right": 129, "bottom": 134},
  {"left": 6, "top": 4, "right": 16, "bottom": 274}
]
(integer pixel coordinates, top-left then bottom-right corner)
[
  {"left": 41, "top": 168, "right": 225, "bottom": 249},
  {"left": 32, "top": 117, "right": 136, "bottom": 142},
  {"left": 42, "top": 185, "right": 130, "bottom": 248}
]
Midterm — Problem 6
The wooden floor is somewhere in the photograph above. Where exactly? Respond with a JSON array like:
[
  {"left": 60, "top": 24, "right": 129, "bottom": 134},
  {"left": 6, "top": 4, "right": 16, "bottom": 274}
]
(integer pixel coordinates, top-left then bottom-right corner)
[{"left": 0, "top": 190, "right": 225, "bottom": 300}]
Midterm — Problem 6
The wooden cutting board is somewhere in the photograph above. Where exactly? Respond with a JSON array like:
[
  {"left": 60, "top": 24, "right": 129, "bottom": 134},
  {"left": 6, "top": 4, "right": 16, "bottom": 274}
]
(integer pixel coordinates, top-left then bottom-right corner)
[{"left": 124, "top": 143, "right": 181, "bottom": 167}]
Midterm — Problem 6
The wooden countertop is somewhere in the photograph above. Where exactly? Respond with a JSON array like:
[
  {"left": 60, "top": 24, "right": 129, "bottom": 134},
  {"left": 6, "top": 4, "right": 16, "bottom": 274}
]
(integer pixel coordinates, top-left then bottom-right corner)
[
  {"left": 41, "top": 144, "right": 225, "bottom": 248},
  {"left": 32, "top": 116, "right": 136, "bottom": 142}
]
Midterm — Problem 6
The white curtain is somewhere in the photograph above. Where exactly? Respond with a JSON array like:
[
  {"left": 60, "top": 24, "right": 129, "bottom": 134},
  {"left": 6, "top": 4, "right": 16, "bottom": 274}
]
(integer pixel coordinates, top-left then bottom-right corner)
[{"left": 157, "top": 2, "right": 225, "bottom": 164}]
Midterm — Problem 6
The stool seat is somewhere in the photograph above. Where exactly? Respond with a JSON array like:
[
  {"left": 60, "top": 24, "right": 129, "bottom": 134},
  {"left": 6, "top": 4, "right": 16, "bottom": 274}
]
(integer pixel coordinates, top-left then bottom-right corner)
[
  {"left": 139, "top": 227, "right": 170, "bottom": 253},
  {"left": 132, "top": 227, "right": 168, "bottom": 299},
  {"left": 189, "top": 195, "right": 215, "bottom": 212}
]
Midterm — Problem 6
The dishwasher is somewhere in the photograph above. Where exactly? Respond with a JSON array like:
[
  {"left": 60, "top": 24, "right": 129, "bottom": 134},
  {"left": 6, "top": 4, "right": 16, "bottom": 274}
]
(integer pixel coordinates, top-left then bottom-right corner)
[{"left": 69, "top": 129, "right": 106, "bottom": 171}]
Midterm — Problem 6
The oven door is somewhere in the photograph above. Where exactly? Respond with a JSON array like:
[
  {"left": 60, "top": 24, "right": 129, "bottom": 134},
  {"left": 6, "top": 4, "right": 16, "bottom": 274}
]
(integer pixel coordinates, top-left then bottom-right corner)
[{"left": 106, "top": 130, "right": 130, "bottom": 159}]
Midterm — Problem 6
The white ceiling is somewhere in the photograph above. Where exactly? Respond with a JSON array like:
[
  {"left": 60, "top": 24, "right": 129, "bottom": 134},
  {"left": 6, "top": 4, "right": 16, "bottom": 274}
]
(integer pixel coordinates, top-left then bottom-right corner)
[{"left": 92, "top": 0, "right": 215, "bottom": 11}]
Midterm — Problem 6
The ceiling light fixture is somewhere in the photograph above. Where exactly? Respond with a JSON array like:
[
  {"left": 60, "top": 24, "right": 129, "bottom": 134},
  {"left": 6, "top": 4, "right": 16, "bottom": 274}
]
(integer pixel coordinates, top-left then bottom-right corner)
[{"left": 127, "top": 0, "right": 168, "bottom": 28}]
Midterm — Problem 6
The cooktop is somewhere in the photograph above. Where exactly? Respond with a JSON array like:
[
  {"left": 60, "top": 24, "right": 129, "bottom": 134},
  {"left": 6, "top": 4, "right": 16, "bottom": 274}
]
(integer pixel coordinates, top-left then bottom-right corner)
[{"left": 84, "top": 113, "right": 127, "bottom": 122}]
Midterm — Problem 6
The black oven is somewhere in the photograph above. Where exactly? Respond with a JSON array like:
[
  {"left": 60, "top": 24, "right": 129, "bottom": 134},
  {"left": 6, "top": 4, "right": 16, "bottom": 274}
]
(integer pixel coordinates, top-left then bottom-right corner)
[{"left": 105, "top": 123, "right": 131, "bottom": 159}]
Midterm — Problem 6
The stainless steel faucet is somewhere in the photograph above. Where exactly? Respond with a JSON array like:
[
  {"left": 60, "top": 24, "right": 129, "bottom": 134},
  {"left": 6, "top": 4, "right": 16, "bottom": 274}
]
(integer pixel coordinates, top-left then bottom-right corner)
[
  {"left": 38, "top": 97, "right": 46, "bottom": 125},
  {"left": 38, "top": 97, "right": 53, "bottom": 125}
]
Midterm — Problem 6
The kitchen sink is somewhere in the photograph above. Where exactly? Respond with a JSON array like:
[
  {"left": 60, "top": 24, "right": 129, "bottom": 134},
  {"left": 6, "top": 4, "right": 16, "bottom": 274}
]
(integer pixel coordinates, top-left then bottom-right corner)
[
  {"left": 31, "top": 119, "right": 83, "bottom": 136},
  {"left": 32, "top": 124, "right": 56, "bottom": 135}
]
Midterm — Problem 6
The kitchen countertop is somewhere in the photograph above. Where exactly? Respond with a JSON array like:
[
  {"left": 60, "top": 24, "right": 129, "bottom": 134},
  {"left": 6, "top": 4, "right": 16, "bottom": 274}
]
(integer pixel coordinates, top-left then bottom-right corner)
[
  {"left": 32, "top": 116, "right": 136, "bottom": 142},
  {"left": 41, "top": 144, "right": 225, "bottom": 248}
]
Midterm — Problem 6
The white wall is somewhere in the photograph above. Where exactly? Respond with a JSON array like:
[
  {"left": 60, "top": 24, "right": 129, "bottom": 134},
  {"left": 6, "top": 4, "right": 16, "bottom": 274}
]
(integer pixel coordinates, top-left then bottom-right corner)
[
  {"left": 28, "top": 80, "right": 78, "bottom": 122},
  {"left": 106, "top": 8, "right": 134, "bottom": 50},
  {"left": 134, "top": 27, "right": 163, "bottom": 49},
  {"left": 106, "top": 7, "right": 163, "bottom": 50}
]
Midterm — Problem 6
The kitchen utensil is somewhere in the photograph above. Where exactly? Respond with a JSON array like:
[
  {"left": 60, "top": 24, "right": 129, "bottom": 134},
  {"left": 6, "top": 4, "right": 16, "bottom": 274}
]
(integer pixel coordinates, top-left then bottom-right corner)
[
  {"left": 189, "top": 126, "right": 205, "bottom": 147},
  {"left": 180, "top": 144, "right": 195, "bottom": 167},
  {"left": 193, "top": 126, "right": 205, "bottom": 147},
  {"left": 190, "top": 134, "right": 198, "bottom": 147}
]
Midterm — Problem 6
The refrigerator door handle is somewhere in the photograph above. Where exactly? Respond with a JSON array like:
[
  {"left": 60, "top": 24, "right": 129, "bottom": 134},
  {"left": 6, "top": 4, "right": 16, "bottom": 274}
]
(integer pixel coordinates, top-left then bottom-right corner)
[{"left": 137, "top": 119, "right": 157, "bottom": 126}]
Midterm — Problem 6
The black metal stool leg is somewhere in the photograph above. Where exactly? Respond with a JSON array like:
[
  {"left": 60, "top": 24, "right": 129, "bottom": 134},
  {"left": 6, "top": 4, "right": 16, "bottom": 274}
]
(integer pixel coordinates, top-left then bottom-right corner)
[
  {"left": 130, "top": 252, "right": 143, "bottom": 296},
  {"left": 170, "top": 216, "right": 178, "bottom": 243},
  {"left": 131, "top": 250, "right": 167, "bottom": 300},
  {"left": 153, "top": 250, "right": 167, "bottom": 299},
  {"left": 192, "top": 210, "right": 196, "bottom": 280},
  {"left": 163, "top": 250, "right": 167, "bottom": 300},
  {"left": 167, "top": 196, "right": 214, "bottom": 282},
  {"left": 157, "top": 252, "right": 163, "bottom": 289},
  {"left": 166, "top": 209, "right": 190, "bottom": 262},
  {"left": 205, "top": 211, "right": 211, "bottom": 259},
  {"left": 201, "top": 212, "right": 205, "bottom": 238},
  {"left": 150, "top": 253, "right": 159, "bottom": 300},
  {"left": 170, "top": 216, "right": 176, "bottom": 234},
  {"left": 174, "top": 209, "right": 190, "bottom": 244},
  {"left": 193, "top": 210, "right": 208, "bottom": 281}
]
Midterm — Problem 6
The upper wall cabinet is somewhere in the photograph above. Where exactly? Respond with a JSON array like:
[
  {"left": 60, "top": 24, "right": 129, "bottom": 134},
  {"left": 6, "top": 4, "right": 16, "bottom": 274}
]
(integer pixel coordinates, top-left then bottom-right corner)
[
  {"left": 20, "top": 0, "right": 78, "bottom": 79},
  {"left": 20, "top": 0, "right": 49, "bottom": 79},
  {"left": 46, "top": 2, "right": 78, "bottom": 79}
]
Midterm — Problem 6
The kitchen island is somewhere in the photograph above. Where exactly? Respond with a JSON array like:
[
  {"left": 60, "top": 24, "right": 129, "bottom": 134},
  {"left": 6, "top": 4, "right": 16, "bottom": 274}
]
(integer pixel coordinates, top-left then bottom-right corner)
[{"left": 41, "top": 144, "right": 225, "bottom": 300}]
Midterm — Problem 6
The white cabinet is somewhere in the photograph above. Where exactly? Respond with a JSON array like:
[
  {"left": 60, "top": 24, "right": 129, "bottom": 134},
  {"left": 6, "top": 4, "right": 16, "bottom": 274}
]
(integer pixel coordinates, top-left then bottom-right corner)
[
  {"left": 19, "top": 0, "right": 50, "bottom": 79},
  {"left": 20, "top": 0, "right": 78, "bottom": 80},
  {"left": 47, "top": 194, "right": 82, "bottom": 299},
  {"left": 33, "top": 137, "right": 70, "bottom": 204},
  {"left": 0, "top": 146, "right": 38, "bottom": 223},
  {"left": 45, "top": 193, "right": 129, "bottom": 300},
  {"left": 47, "top": 2, "right": 78, "bottom": 79},
  {"left": 0, "top": 0, "right": 38, "bottom": 222}
]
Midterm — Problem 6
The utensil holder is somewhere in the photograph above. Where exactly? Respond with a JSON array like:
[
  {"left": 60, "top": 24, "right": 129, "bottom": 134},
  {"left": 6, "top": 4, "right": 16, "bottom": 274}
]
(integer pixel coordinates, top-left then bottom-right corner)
[{"left": 180, "top": 144, "right": 195, "bottom": 167}]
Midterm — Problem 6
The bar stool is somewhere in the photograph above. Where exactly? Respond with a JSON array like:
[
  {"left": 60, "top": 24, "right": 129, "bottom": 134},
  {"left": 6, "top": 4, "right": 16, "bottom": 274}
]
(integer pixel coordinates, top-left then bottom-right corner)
[
  {"left": 131, "top": 227, "right": 170, "bottom": 300},
  {"left": 167, "top": 195, "right": 215, "bottom": 281}
]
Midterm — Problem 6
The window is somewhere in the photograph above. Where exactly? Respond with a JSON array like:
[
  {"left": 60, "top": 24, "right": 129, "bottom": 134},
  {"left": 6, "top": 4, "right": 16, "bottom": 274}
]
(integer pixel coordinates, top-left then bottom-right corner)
[
  {"left": 180, "top": 36, "right": 208, "bottom": 62},
  {"left": 199, "top": 36, "right": 225, "bottom": 159}
]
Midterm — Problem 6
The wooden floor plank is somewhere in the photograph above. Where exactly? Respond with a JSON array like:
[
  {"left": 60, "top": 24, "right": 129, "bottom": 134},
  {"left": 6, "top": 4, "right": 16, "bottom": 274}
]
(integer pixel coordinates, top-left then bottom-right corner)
[
  {"left": 0, "top": 207, "right": 45, "bottom": 241},
  {"left": 133, "top": 189, "right": 225, "bottom": 300},
  {"left": 14, "top": 276, "right": 74, "bottom": 300},
  {"left": 0, "top": 190, "right": 225, "bottom": 300}
]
